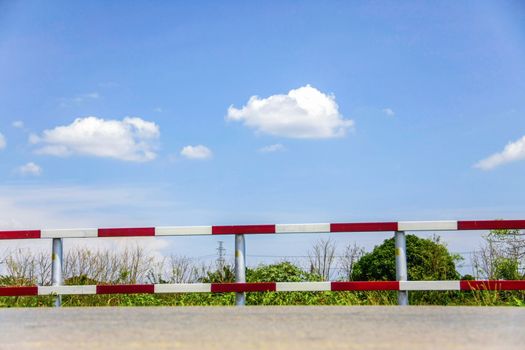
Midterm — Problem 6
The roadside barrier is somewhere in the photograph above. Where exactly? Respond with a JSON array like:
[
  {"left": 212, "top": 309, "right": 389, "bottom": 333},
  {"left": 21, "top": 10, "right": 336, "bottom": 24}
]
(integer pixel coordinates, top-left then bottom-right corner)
[
  {"left": 1, "top": 219, "right": 524, "bottom": 306},
  {"left": 2, "top": 280, "right": 525, "bottom": 296}
]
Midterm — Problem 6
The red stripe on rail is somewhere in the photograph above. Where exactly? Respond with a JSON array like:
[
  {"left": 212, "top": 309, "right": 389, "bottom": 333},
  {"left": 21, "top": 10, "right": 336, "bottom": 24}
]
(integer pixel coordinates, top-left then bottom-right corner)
[
  {"left": 211, "top": 282, "right": 276, "bottom": 293},
  {"left": 458, "top": 220, "right": 525, "bottom": 230},
  {"left": 0, "top": 230, "right": 41, "bottom": 240},
  {"left": 331, "top": 281, "right": 400, "bottom": 291},
  {"left": 96, "top": 284, "right": 155, "bottom": 294},
  {"left": 460, "top": 280, "right": 525, "bottom": 291},
  {"left": 212, "top": 225, "right": 276, "bottom": 235},
  {"left": 98, "top": 227, "right": 155, "bottom": 237},
  {"left": 0, "top": 286, "right": 38, "bottom": 296},
  {"left": 331, "top": 222, "right": 398, "bottom": 232}
]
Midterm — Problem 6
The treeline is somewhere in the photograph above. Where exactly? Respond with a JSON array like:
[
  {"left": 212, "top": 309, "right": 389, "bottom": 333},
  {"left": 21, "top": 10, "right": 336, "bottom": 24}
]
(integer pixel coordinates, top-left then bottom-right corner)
[{"left": 1, "top": 230, "right": 524, "bottom": 307}]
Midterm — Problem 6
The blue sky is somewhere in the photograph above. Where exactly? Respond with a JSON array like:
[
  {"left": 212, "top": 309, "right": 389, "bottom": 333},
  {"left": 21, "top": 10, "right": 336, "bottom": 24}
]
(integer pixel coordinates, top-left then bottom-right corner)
[{"left": 1, "top": 1, "right": 524, "bottom": 274}]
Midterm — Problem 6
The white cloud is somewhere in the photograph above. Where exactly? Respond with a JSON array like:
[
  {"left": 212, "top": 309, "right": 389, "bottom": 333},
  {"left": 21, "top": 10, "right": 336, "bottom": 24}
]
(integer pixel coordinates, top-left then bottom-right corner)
[
  {"left": 0, "top": 133, "right": 5, "bottom": 150},
  {"left": 59, "top": 92, "right": 100, "bottom": 107},
  {"left": 180, "top": 145, "right": 212, "bottom": 160},
  {"left": 17, "top": 162, "right": 42, "bottom": 176},
  {"left": 12, "top": 120, "right": 24, "bottom": 128},
  {"left": 28, "top": 133, "right": 40, "bottom": 144},
  {"left": 259, "top": 143, "right": 285, "bottom": 153},
  {"left": 475, "top": 135, "right": 525, "bottom": 170},
  {"left": 383, "top": 108, "right": 395, "bottom": 116},
  {"left": 31, "top": 116, "right": 160, "bottom": 162},
  {"left": 71, "top": 92, "right": 99, "bottom": 103},
  {"left": 0, "top": 184, "right": 175, "bottom": 262},
  {"left": 226, "top": 85, "right": 353, "bottom": 139}
]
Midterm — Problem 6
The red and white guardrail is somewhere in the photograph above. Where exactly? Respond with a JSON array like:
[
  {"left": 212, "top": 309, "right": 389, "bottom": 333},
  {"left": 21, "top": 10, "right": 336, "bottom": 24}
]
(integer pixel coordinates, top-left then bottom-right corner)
[
  {"left": 2, "top": 219, "right": 524, "bottom": 305},
  {"left": 1, "top": 219, "right": 525, "bottom": 239},
  {"left": 2, "top": 280, "right": 525, "bottom": 296}
]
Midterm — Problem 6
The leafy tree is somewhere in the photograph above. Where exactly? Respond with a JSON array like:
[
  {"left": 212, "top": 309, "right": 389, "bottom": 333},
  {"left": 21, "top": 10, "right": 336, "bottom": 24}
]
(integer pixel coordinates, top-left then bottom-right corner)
[{"left": 351, "top": 235, "right": 460, "bottom": 281}]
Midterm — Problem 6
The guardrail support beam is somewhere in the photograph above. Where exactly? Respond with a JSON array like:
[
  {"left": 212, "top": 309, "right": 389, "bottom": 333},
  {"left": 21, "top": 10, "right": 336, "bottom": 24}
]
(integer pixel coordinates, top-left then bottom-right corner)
[
  {"left": 235, "top": 234, "right": 246, "bottom": 306},
  {"left": 395, "top": 231, "right": 409, "bottom": 306},
  {"left": 51, "top": 238, "right": 63, "bottom": 307}
]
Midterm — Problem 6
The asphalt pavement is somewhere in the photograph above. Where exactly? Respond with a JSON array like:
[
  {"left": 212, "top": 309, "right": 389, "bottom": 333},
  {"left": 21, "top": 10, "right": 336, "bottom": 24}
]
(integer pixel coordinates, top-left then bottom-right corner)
[{"left": 1, "top": 306, "right": 524, "bottom": 349}]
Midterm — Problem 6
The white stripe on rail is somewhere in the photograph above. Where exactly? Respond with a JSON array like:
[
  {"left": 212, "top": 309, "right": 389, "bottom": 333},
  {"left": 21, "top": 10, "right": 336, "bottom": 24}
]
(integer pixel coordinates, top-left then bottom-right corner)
[
  {"left": 41, "top": 228, "right": 98, "bottom": 238},
  {"left": 399, "top": 281, "right": 460, "bottom": 291},
  {"left": 155, "top": 226, "right": 212, "bottom": 236},
  {"left": 275, "top": 282, "right": 331, "bottom": 292},
  {"left": 275, "top": 224, "right": 331, "bottom": 234},
  {"left": 397, "top": 221, "right": 458, "bottom": 231},
  {"left": 38, "top": 285, "right": 97, "bottom": 295},
  {"left": 154, "top": 283, "right": 211, "bottom": 293}
]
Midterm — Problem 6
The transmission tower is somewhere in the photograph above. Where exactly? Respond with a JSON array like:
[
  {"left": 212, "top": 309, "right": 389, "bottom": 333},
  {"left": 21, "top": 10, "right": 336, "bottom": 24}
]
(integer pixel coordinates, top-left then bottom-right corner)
[{"left": 216, "top": 241, "right": 226, "bottom": 270}]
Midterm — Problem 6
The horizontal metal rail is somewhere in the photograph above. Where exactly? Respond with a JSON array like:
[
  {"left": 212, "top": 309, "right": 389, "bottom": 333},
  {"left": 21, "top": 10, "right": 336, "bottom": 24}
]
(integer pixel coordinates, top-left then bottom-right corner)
[
  {"left": 1, "top": 219, "right": 525, "bottom": 239},
  {"left": 2, "top": 281, "right": 525, "bottom": 296}
]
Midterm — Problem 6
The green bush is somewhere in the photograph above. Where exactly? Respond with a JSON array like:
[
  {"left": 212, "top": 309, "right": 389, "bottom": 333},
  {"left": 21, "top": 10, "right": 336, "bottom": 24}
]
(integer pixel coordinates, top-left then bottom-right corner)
[{"left": 247, "top": 262, "right": 320, "bottom": 282}]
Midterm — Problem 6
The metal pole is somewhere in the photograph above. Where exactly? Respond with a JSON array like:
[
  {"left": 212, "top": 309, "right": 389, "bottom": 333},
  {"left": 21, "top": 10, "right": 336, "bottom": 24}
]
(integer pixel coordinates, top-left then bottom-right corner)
[
  {"left": 235, "top": 234, "right": 246, "bottom": 306},
  {"left": 395, "top": 231, "right": 408, "bottom": 306},
  {"left": 51, "top": 238, "right": 63, "bottom": 307}
]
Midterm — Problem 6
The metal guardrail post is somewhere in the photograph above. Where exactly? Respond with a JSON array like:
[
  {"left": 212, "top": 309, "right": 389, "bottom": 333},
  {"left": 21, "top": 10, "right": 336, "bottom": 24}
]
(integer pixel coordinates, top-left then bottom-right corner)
[
  {"left": 235, "top": 234, "right": 246, "bottom": 306},
  {"left": 395, "top": 231, "right": 408, "bottom": 306},
  {"left": 51, "top": 238, "right": 63, "bottom": 307}
]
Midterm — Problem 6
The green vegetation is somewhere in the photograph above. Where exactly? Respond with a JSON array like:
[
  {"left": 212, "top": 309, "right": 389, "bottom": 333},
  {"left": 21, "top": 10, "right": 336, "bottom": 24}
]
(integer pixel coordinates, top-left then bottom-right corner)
[
  {"left": 1, "top": 231, "right": 524, "bottom": 307},
  {"left": 352, "top": 235, "right": 460, "bottom": 281}
]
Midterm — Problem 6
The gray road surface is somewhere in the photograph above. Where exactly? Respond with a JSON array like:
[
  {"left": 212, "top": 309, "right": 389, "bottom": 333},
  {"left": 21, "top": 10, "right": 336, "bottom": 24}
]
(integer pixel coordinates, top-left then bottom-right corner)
[{"left": 1, "top": 306, "right": 524, "bottom": 349}]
